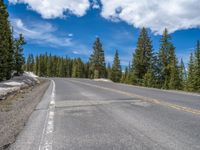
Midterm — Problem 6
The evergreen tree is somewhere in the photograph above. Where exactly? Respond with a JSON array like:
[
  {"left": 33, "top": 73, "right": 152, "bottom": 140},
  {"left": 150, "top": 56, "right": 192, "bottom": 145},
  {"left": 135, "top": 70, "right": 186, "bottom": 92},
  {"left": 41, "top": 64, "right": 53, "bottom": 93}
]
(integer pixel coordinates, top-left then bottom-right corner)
[
  {"left": 143, "top": 70, "right": 154, "bottom": 87},
  {"left": 26, "top": 54, "right": 31, "bottom": 71},
  {"left": 132, "top": 27, "right": 153, "bottom": 85},
  {"left": 47, "top": 54, "right": 52, "bottom": 77},
  {"left": 121, "top": 67, "right": 130, "bottom": 83},
  {"left": 126, "top": 62, "right": 132, "bottom": 84},
  {"left": 84, "top": 62, "right": 90, "bottom": 78},
  {"left": 158, "top": 28, "right": 172, "bottom": 89},
  {"left": 179, "top": 59, "right": 187, "bottom": 89},
  {"left": 34, "top": 55, "right": 39, "bottom": 75},
  {"left": 72, "top": 60, "right": 77, "bottom": 78},
  {"left": 150, "top": 53, "right": 161, "bottom": 88},
  {"left": 187, "top": 53, "right": 196, "bottom": 91},
  {"left": 120, "top": 69, "right": 126, "bottom": 83},
  {"left": 168, "top": 45, "right": 181, "bottom": 89},
  {"left": 194, "top": 40, "right": 200, "bottom": 91},
  {"left": 14, "top": 34, "right": 25, "bottom": 75},
  {"left": 43, "top": 52, "right": 48, "bottom": 76},
  {"left": 58, "top": 58, "right": 65, "bottom": 77},
  {"left": 111, "top": 50, "right": 122, "bottom": 82},
  {"left": 6, "top": 28, "right": 14, "bottom": 79},
  {"left": 0, "top": 0, "right": 14, "bottom": 80},
  {"left": 89, "top": 37, "right": 106, "bottom": 78},
  {"left": 106, "top": 63, "right": 112, "bottom": 80},
  {"left": 72, "top": 58, "right": 84, "bottom": 78},
  {"left": 26, "top": 54, "right": 34, "bottom": 72},
  {"left": 64, "top": 56, "right": 68, "bottom": 77},
  {"left": 38, "top": 54, "right": 45, "bottom": 76},
  {"left": 30, "top": 54, "right": 34, "bottom": 72}
]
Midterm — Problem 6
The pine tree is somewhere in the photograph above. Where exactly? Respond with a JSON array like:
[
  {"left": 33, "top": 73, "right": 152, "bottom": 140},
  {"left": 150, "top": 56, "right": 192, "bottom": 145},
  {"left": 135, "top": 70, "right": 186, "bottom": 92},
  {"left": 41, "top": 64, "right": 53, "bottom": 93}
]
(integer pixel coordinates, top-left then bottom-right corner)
[
  {"left": 83, "top": 62, "right": 90, "bottom": 78},
  {"left": 43, "top": 52, "right": 48, "bottom": 76},
  {"left": 0, "top": 0, "right": 14, "bottom": 80},
  {"left": 26, "top": 54, "right": 34, "bottom": 72},
  {"left": 150, "top": 53, "right": 161, "bottom": 88},
  {"left": 143, "top": 70, "right": 154, "bottom": 87},
  {"left": 38, "top": 54, "right": 45, "bottom": 76},
  {"left": 14, "top": 34, "right": 25, "bottom": 75},
  {"left": 107, "top": 63, "right": 112, "bottom": 80},
  {"left": 187, "top": 53, "right": 196, "bottom": 91},
  {"left": 6, "top": 28, "right": 14, "bottom": 79},
  {"left": 47, "top": 54, "right": 52, "bottom": 77},
  {"left": 111, "top": 50, "right": 122, "bottom": 82},
  {"left": 168, "top": 45, "right": 181, "bottom": 89},
  {"left": 71, "top": 59, "right": 77, "bottom": 78},
  {"left": 120, "top": 69, "right": 126, "bottom": 83},
  {"left": 158, "top": 28, "right": 172, "bottom": 89},
  {"left": 30, "top": 54, "right": 34, "bottom": 72},
  {"left": 132, "top": 27, "right": 153, "bottom": 85},
  {"left": 194, "top": 40, "right": 200, "bottom": 91},
  {"left": 179, "top": 59, "right": 187, "bottom": 90},
  {"left": 89, "top": 37, "right": 106, "bottom": 78},
  {"left": 26, "top": 54, "right": 31, "bottom": 71},
  {"left": 126, "top": 62, "right": 132, "bottom": 84},
  {"left": 34, "top": 55, "right": 39, "bottom": 75},
  {"left": 121, "top": 66, "right": 131, "bottom": 84},
  {"left": 58, "top": 58, "right": 65, "bottom": 77}
]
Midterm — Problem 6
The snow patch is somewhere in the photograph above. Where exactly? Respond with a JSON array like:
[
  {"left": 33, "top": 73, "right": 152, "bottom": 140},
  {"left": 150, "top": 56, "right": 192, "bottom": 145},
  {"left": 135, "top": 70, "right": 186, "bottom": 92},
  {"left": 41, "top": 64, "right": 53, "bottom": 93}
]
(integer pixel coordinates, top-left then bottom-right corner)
[
  {"left": 93, "top": 78, "right": 113, "bottom": 82},
  {"left": 3, "top": 81, "right": 24, "bottom": 86},
  {"left": 0, "top": 73, "right": 40, "bottom": 100},
  {"left": 23, "top": 72, "right": 38, "bottom": 78}
]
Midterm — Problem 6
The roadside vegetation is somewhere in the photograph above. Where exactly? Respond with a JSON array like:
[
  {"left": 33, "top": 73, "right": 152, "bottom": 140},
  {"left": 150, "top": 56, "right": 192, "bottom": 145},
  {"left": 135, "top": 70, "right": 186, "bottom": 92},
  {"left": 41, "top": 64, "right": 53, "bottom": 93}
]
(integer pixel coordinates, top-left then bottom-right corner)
[
  {"left": 24, "top": 30, "right": 200, "bottom": 93},
  {"left": 0, "top": 0, "right": 25, "bottom": 81},
  {"left": 0, "top": 0, "right": 199, "bottom": 92}
]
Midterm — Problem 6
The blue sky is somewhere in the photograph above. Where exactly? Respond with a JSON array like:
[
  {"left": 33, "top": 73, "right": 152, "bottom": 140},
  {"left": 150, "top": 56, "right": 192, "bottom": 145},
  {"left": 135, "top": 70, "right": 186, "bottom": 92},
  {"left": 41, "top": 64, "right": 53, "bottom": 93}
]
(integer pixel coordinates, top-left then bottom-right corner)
[{"left": 5, "top": 0, "right": 200, "bottom": 68}]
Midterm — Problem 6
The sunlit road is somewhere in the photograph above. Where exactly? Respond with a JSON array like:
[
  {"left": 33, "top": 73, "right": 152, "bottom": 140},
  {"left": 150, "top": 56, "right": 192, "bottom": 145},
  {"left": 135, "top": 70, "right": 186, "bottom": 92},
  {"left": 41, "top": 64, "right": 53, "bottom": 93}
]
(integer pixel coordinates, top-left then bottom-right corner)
[{"left": 10, "top": 78, "right": 200, "bottom": 150}]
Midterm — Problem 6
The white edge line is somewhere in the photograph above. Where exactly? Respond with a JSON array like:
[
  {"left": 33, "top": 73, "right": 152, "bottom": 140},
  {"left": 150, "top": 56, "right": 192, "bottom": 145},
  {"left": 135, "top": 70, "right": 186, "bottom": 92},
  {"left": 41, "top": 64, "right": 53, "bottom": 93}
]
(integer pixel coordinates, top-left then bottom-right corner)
[{"left": 39, "top": 80, "right": 56, "bottom": 150}]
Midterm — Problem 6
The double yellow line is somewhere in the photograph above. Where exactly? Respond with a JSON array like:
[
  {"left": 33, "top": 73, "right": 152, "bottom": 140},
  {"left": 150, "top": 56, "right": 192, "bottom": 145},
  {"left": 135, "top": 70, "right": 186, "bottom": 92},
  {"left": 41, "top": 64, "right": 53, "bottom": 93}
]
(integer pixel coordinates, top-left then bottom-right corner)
[{"left": 69, "top": 79, "right": 200, "bottom": 116}]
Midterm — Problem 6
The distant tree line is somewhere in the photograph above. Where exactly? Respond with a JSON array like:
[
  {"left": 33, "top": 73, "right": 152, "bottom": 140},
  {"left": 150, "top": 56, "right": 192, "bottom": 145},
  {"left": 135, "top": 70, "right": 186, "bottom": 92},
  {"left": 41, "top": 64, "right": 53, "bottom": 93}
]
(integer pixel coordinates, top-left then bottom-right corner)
[
  {"left": 0, "top": 0, "right": 25, "bottom": 81},
  {"left": 1, "top": 0, "right": 199, "bottom": 92},
  {"left": 25, "top": 31, "right": 200, "bottom": 92}
]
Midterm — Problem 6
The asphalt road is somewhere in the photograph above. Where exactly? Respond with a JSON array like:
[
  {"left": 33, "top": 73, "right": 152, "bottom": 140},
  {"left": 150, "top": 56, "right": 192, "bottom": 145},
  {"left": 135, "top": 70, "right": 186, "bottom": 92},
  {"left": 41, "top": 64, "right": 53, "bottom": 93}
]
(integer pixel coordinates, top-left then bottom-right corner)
[{"left": 10, "top": 78, "right": 200, "bottom": 150}]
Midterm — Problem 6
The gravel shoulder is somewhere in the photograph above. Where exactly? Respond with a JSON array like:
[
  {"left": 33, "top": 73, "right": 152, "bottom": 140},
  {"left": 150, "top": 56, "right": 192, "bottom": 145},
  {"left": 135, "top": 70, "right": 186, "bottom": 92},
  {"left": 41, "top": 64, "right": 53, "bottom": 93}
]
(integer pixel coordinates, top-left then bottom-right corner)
[{"left": 0, "top": 78, "right": 50, "bottom": 149}]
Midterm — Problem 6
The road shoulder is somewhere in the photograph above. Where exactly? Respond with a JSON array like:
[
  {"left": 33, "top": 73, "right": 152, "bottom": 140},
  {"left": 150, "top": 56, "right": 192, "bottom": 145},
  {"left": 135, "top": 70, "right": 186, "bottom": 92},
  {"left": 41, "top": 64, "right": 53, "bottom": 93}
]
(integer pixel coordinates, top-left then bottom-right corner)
[{"left": 0, "top": 79, "right": 51, "bottom": 150}]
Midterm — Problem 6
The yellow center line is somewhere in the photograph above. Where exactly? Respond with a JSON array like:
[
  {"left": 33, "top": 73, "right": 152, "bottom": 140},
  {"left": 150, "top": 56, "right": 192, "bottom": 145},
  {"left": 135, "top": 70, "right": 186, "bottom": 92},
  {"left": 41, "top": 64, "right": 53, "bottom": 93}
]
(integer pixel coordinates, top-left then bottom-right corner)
[{"left": 69, "top": 79, "right": 200, "bottom": 115}]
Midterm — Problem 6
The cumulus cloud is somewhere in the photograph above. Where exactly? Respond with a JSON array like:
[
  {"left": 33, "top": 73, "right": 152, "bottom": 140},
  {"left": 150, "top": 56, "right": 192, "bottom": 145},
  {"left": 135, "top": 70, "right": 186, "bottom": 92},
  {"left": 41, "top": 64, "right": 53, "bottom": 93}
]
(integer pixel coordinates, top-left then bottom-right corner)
[
  {"left": 9, "top": 0, "right": 200, "bottom": 34},
  {"left": 9, "top": 0, "right": 90, "bottom": 19},
  {"left": 11, "top": 18, "right": 72, "bottom": 47},
  {"left": 100, "top": 0, "right": 200, "bottom": 34}
]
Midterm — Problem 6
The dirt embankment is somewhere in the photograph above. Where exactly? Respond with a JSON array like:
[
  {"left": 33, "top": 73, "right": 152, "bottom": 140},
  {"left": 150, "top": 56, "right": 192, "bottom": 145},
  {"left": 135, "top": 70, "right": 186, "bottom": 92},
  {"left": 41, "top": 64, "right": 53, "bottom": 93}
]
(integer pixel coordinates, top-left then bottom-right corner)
[{"left": 0, "top": 78, "right": 50, "bottom": 150}]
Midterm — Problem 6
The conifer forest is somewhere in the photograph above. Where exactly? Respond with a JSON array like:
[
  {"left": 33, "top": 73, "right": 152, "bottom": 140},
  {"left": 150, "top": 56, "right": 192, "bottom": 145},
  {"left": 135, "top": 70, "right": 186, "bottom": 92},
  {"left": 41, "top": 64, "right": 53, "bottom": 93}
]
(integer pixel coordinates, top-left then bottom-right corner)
[{"left": 1, "top": 0, "right": 200, "bottom": 92}]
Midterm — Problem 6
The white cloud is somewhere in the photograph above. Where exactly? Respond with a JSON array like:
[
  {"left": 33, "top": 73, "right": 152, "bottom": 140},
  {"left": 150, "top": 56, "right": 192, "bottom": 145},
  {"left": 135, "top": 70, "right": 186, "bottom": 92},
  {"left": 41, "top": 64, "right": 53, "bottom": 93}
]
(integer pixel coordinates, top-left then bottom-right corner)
[
  {"left": 9, "top": 0, "right": 200, "bottom": 34},
  {"left": 68, "top": 33, "right": 73, "bottom": 37},
  {"left": 100, "top": 0, "right": 200, "bottom": 34},
  {"left": 72, "top": 50, "right": 80, "bottom": 54},
  {"left": 72, "top": 46, "right": 92, "bottom": 55},
  {"left": 9, "top": 0, "right": 90, "bottom": 19},
  {"left": 11, "top": 18, "right": 72, "bottom": 47}
]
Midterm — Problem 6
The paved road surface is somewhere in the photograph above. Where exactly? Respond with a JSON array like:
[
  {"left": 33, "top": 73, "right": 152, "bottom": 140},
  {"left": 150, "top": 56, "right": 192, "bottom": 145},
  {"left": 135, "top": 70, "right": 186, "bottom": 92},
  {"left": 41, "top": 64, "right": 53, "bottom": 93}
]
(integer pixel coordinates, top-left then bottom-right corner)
[{"left": 10, "top": 78, "right": 200, "bottom": 150}]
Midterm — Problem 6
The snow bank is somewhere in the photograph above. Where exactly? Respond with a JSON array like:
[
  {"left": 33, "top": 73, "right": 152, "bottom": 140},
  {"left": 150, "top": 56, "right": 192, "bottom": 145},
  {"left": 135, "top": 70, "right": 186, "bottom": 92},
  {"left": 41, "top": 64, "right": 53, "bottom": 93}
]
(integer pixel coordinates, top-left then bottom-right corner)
[
  {"left": 0, "top": 72, "right": 39, "bottom": 100},
  {"left": 23, "top": 72, "right": 38, "bottom": 78},
  {"left": 93, "top": 78, "right": 113, "bottom": 82}
]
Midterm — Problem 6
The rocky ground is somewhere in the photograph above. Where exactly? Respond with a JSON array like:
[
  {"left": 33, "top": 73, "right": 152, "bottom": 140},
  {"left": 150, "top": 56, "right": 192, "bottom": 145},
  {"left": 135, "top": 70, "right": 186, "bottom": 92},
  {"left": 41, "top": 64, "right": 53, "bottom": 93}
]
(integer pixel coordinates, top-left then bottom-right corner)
[{"left": 0, "top": 78, "right": 50, "bottom": 149}]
